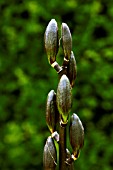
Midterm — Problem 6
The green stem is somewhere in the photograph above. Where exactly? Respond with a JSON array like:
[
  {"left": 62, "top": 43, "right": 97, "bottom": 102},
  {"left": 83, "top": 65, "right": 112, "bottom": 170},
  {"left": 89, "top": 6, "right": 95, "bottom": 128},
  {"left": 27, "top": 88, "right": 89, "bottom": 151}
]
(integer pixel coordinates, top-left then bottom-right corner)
[{"left": 59, "top": 123, "right": 66, "bottom": 170}]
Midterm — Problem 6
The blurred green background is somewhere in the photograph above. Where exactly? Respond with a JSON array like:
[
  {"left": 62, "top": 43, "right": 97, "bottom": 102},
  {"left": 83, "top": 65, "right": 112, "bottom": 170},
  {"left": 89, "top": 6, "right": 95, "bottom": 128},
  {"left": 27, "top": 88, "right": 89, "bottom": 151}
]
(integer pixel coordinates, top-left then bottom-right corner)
[{"left": 0, "top": 0, "right": 113, "bottom": 169}]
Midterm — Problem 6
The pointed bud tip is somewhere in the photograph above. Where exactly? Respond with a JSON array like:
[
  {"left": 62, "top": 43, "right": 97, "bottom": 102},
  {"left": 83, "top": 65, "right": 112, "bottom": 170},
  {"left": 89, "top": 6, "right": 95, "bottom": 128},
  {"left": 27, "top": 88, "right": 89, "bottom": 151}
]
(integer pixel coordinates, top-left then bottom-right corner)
[
  {"left": 62, "top": 23, "right": 70, "bottom": 30},
  {"left": 51, "top": 19, "right": 57, "bottom": 23},
  {"left": 48, "top": 19, "right": 57, "bottom": 28},
  {"left": 48, "top": 90, "right": 56, "bottom": 99},
  {"left": 47, "top": 136, "right": 52, "bottom": 143},
  {"left": 61, "top": 22, "right": 71, "bottom": 36},
  {"left": 72, "top": 113, "right": 79, "bottom": 120},
  {"left": 60, "top": 74, "right": 70, "bottom": 82},
  {"left": 71, "top": 113, "right": 84, "bottom": 131}
]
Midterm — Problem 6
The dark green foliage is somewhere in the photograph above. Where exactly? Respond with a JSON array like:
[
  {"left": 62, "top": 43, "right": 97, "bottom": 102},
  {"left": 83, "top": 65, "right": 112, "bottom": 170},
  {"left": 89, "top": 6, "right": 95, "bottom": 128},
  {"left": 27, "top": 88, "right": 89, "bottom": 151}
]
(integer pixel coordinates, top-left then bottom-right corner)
[{"left": 0, "top": 0, "right": 113, "bottom": 169}]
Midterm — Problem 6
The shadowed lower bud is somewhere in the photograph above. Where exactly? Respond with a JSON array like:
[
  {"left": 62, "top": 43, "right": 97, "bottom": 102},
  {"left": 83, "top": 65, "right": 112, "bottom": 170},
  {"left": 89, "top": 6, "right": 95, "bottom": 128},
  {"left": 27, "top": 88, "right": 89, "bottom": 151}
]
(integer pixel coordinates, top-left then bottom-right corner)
[
  {"left": 61, "top": 23, "right": 72, "bottom": 64},
  {"left": 46, "top": 90, "right": 57, "bottom": 133},
  {"left": 43, "top": 136, "right": 57, "bottom": 170},
  {"left": 65, "top": 149, "right": 74, "bottom": 170},
  {"left": 69, "top": 113, "right": 84, "bottom": 159},
  {"left": 67, "top": 51, "right": 77, "bottom": 87},
  {"left": 56, "top": 75, "right": 72, "bottom": 123},
  {"left": 44, "top": 19, "right": 58, "bottom": 65}
]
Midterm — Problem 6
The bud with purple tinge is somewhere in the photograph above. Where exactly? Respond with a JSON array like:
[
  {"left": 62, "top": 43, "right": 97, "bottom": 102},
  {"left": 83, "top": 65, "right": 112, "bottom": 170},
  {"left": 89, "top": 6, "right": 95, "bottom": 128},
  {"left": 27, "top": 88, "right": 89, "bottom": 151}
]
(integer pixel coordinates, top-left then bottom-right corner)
[
  {"left": 56, "top": 75, "right": 72, "bottom": 123},
  {"left": 44, "top": 19, "right": 58, "bottom": 65},
  {"left": 67, "top": 51, "right": 77, "bottom": 87},
  {"left": 46, "top": 90, "right": 57, "bottom": 133},
  {"left": 43, "top": 136, "right": 57, "bottom": 170},
  {"left": 69, "top": 113, "right": 84, "bottom": 159},
  {"left": 61, "top": 23, "right": 72, "bottom": 65}
]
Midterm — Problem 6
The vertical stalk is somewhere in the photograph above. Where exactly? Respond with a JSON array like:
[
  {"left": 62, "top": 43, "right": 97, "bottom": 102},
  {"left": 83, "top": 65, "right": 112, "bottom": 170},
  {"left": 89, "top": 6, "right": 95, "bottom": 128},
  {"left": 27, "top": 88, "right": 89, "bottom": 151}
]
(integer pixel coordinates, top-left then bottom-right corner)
[{"left": 59, "top": 123, "right": 66, "bottom": 170}]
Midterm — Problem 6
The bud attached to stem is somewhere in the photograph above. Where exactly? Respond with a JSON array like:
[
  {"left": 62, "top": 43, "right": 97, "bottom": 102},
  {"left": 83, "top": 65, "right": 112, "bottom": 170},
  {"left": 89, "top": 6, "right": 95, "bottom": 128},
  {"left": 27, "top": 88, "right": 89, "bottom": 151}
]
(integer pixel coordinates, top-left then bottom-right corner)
[
  {"left": 44, "top": 19, "right": 62, "bottom": 73},
  {"left": 44, "top": 19, "right": 58, "bottom": 64},
  {"left": 56, "top": 75, "right": 72, "bottom": 123},
  {"left": 61, "top": 23, "right": 72, "bottom": 66},
  {"left": 43, "top": 136, "right": 57, "bottom": 170},
  {"left": 69, "top": 113, "right": 84, "bottom": 159},
  {"left": 67, "top": 51, "right": 77, "bottom": 87},
  {"left": 46, "top": 90, "right": 57, "bottom": 133}
]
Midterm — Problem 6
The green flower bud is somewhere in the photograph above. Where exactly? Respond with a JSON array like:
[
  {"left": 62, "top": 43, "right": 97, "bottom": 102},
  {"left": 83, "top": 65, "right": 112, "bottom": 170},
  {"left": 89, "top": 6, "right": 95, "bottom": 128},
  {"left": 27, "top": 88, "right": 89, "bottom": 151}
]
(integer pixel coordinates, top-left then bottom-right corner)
[
  {"left": 67, "top": 51, "right": 77, "bottom": 87},
  {"left": 46, "top": 90, "right": 57, "bottom": 133},
  {"left": 61, "top": 23, "right": 72, "bottom": 62},
  {"left": 56, "top": 75, "right": 72, "bottom": 123},
  {"left": 69, "top": 113, "right": 84, "bottom": 159},
  {"left": 44, "top": 19, "right": 58, "bottom": 65},
  {"left": 43, "top": 136, "right": 57, "bottom": 170}
]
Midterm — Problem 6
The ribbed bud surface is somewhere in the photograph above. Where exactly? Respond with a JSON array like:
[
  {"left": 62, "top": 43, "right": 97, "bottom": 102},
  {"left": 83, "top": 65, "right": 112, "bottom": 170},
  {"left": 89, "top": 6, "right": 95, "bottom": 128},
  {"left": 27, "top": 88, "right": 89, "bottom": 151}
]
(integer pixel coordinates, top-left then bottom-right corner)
[
  {"left": 46, "top": 90, "right": 57, "bottom": 133},
  {"left": 67, "top": 51, "right": 77, "bottom": 87},
  {"left": 43, "top": 136, "right": 57, "bottom": 169},
  {"left": 56, "top": 75, "right": 72, "bottom": 123},
  {"left": 45, "top": 19, "right": 58, "bottom": 64},
  {"left": 61, "top": 23, "right": 72, "bottom": 61},
  {"left": 69, "top": 113, "right": 84, "bottom": 158}
]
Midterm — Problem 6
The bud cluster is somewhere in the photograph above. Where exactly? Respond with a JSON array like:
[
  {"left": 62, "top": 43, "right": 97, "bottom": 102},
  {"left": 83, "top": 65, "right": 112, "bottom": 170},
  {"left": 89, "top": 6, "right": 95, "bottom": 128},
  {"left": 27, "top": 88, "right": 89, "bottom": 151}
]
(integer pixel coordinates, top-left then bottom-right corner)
[{"left": 43, "top": 19, "right": 84, "bottom": 170}]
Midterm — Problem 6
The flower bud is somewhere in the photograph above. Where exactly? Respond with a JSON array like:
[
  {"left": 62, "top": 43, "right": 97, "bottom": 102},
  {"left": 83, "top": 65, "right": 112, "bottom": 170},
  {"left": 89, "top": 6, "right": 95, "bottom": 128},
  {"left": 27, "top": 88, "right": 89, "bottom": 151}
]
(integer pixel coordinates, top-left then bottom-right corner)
[
  {"left": 61, "top": 23, "right": 72, "bottom": 63},
  {"left": 69, "top": 113, "right": 84, "bottom": 159},
  {"left": 46, "top": 90, "right": 57, "bottom": 133},
  {"left": 67, "top": 51, "right": 77, "bottom": 87},
  {"left": 44, "top": 19, "right": 58, "bottom": 65},
  {"left": 43, "top": 136, "right": 57, "bottom": 170},
  {"left": 56, "top": 75, "right": 72, "bottom": 123}
]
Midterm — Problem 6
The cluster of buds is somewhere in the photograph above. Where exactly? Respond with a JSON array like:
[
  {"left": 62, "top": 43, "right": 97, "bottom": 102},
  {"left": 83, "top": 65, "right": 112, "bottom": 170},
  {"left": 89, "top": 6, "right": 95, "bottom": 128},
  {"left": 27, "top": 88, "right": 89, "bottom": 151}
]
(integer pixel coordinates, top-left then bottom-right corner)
[{"left": 43, "top": 19, "right": 84, "bottom": 170}]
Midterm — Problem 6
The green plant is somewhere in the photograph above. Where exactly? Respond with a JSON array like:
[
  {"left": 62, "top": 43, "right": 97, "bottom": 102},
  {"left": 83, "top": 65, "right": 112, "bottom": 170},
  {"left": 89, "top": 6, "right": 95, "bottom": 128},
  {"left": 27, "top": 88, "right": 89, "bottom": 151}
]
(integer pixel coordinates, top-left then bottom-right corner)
[{"left": 43, "top": 19, "right": 84, "bottom": 170}]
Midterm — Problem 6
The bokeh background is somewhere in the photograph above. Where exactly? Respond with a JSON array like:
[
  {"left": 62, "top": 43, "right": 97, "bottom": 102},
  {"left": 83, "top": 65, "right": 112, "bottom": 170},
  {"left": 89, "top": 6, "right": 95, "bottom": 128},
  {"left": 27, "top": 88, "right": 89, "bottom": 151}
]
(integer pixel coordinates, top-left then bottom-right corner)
[{"left": 0, "top": 0, "right": 113, "bottom": 169}]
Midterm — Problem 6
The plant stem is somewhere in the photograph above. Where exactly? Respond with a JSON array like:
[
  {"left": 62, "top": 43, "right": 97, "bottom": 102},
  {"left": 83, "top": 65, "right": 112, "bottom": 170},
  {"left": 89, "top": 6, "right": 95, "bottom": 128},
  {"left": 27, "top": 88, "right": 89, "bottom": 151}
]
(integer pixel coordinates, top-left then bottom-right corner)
[{"left": 59, "top": 123, "right": 66, "bottom": 170}]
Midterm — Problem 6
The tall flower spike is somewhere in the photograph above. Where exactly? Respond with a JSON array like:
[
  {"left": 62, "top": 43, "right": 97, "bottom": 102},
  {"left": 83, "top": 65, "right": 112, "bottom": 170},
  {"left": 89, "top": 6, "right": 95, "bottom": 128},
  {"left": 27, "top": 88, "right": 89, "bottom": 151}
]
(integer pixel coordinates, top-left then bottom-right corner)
[
  {"left": 67, "top": 51, "right": 77, "bottom": 87},
  {"left": 69, "top": 113, "right": 84, "bottom": 159},
  {"left": 45, "top": 19, "right": 62, "bottom": 73},
  {"left": 46, "top": 90, "right": 57, "bottom": 133},
  {"left": 43, "top": 136, "right": 57, "bottom": 170},
  {"left": 61, "top": 23, "right": 72, "bottom": 66},
  {"left": 56, "top": 75, "right": 72, "bottom": 123}
]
